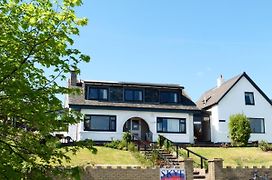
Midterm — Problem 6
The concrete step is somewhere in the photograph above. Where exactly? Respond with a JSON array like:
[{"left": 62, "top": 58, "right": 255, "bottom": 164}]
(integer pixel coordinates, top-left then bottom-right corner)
[
  {"left": 193, "top": 175, "right": 206, "bottom": 179},
  {"left": 193, "top": 168, "right": 207, "bottom": 180}
]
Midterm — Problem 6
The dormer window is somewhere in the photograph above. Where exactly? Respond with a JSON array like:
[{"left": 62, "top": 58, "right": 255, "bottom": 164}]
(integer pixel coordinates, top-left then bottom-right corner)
[
  {"left": 245, "top": 92, "right": 255, "bottom": 105},
  {"left": 125, "top": 89, "right": 143, "bottom": 102},
  {"left": 88, "top": 87, "right": 108, "bottom": 100},
  {"left": 160, "top": 91, "right": 179, "bottom": 104}
]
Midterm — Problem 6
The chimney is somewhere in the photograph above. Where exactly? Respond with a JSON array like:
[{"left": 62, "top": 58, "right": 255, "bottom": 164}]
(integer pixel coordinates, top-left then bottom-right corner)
[
  {"left": 70, "top": 71, "right": 77, "bottom": 86},
  {"left": 217, "top": 75, "right": 224, "bottom": 87}
]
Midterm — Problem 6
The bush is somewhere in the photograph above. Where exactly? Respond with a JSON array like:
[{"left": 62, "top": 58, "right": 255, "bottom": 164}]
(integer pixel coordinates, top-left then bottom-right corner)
[
  {"left": 122, "top": 132, "right": 132, "bottom": 144},
  {"left": 117, "top": 140, "right": 127, "bottom": 150},
  {"left": 259, "top": 140, "right": 272, "bottom": 152},
  {"left": 132, "top": 152, "right": 153, "bottom": 167},
  {"left": 229, "top": 114, "right": 251, "bottom": 147},
  {"left": 127, "top": 142, "right": 137, "bottom": 152},
  {"left": 104, "top": 140, "right": 121, "bottom": 149},
  {"left": 157, "top": 135, "right": 165, "bottom": 148},
  {"left": 163, "top": 139, "right": 172, "bottom": 152},
  {"left": 150, "top": 149, "right": 160, "bottom": 166}
]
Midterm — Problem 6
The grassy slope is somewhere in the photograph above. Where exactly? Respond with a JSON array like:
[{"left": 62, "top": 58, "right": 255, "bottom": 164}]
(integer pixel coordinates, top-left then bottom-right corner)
[
  {"left": 63, "top": 146, "right": 141, "bottom": 166},
  {"left": 186, "top": 147, "right": 272, "bottom": 167}
]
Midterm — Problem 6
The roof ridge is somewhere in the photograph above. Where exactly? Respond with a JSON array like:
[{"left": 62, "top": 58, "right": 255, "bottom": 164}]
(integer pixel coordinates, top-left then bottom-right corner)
[
  {"left": 82, "top": 80, "right": 184, "bottom": 88},
  {"left": 196, "top": 73, "right": 244, "bottom": 109}
]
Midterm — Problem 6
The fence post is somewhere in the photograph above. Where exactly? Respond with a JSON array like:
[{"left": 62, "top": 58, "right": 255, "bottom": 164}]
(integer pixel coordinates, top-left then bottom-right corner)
[
  {"left": 176, "top": 145, "right": 179, "bottom": 158},
  {"left": 183, "top": 158, "right": 194, "bottom": 180},
  {"left": 208, "top": 158, "right": 224, "bottom": 180}
]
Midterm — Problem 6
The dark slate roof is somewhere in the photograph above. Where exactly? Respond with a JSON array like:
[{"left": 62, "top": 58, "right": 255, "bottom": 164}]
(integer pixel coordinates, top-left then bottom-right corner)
[
  {"left": 196, "top": 72, "right": 272, "bottom": 109},
  {"left": 83, "top": 80, "right": 184, "bottom": 89},
  {"left": 68, "top": 80, "right": 199, "bottom": 112}
]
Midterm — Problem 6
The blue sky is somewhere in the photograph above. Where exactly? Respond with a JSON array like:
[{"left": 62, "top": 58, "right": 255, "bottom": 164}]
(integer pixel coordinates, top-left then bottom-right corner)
[{"left": 72, "top": 0, "right": 272, "bottom": 101}]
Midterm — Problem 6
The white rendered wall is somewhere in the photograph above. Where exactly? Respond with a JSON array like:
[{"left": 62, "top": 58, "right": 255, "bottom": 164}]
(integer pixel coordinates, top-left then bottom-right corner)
[
  {"left": 211, "top": 76, "right": 272, "bottom": 143},
  {"left": 207, "top": 106, "right": 219, "bottom": 143},
  {"left": 70, "top": 109, "right": 194, "bottom": 143}
]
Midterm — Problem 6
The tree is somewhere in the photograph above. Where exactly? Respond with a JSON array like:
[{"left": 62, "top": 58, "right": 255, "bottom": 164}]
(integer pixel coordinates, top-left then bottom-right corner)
[
  {"left": 0, "top": 0, "right": 96, "bottom": 179},
  {"left": 229, "top": 113, "right": 251, "bottom": 147}
]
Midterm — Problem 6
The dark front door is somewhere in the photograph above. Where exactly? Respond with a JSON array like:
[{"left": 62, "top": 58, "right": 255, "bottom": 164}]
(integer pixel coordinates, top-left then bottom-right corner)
[
  {"left": 131, "top": 119, "right": 141, "bottom": 140},
  {"left": 124, "top": 119, "right": 141, "bottom": 140}
]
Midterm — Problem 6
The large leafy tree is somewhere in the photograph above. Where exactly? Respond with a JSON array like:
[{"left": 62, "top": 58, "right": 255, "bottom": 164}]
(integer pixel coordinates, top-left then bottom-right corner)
[{"left": 0, "top": 0, "right": 96, "bottom": 179}]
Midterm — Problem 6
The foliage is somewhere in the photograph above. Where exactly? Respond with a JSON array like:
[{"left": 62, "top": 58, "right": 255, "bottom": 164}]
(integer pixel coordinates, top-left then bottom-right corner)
[
  {"left": 117, "top": 140, "right": 128, "bottom": 150},
  {"left": 132, "top": 152, "right": 152, "bottom": 167},
  {"left": 157, "top": 135, "right": 173, "bottom": 152},
  {"left": 0, "top": 0, "right": 95, "bottom": 179},
  {"left": 105, "top": 140, "right": 137, "bottom": 152},
  {"left": 157, "top": 135, "right": 165, "bottom": 148},
  {"left": 127, "top": 142, "right": 137, "bottom": 152},
  {"left": 163, "top": 139, "right": 172, "bottom": 152},
  {"left": 150, "top": 149, "right": 160, "bottom": 166},
  {"left": 228, "top": 114, "right": 251, "bottom": 147},
  {"left": 105, "top": 133, "right": 133, "bottom": 151},
  {"left": 259, "top": 140, "right": 272, "bottom": 152},
  {"left": 122, "top": 132, "right": 132, "bottom": 144},
  {"left": 104, "top": 140, "right": 121, "bottom": 149}
]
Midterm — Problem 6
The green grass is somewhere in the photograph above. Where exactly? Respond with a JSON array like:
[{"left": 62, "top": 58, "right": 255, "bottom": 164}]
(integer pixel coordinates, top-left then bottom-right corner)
[
  {"left": 184, "top": 147, "right": 272, "bottom": 167},
  {"left": 63, "top": 146, "right": 142, "bottom": 167}
]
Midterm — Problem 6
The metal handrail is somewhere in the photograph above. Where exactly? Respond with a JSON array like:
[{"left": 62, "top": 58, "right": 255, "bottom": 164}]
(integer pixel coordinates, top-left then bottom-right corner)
[
  {"left": 180, "top": 146, "right": 208, "bottom": 169},
  {"left": 158, "top": 135, "right": 208, "bottom": 169}
]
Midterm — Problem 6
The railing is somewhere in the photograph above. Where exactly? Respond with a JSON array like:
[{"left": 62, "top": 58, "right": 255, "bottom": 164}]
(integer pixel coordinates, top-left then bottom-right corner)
[
  {"left": 132, "top": 133, "right": 153, "bottom": 151},
  {"left": 180, "top": 146, "right": 208, "bottom": 169},
  {"left": 149, "top": 143, "right": 173, "bottom": 167},
  {"left": 56, "top": 135, "right": 75, "bottom": 146},
  {"left": 158, "top": 135, "right": 208, "bottom": 170},
  {"left": 145, "top": 131, "right": 153, "bottom": 142}
]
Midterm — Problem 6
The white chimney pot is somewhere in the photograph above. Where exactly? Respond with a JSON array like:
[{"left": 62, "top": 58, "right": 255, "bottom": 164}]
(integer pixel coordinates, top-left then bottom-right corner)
[{"left": 217, "top": 75, "right": 224, "bottom": 87}]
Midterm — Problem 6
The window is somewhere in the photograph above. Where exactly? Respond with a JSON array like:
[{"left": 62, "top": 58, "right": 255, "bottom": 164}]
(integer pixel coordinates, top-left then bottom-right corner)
[
  {"left": 157, "top": 117, "right": 186, "bottom": 133},
  {"left": 132, "top": 120, "right": 140, "bottom": 130},
  {"left": 88, "top": 87, "right": 108, "bottom": 100},
  {"left": 84, "top": 115, "right": 116, "bottom": 131},
  {"left": 145, "top": 88, "right": 159, "bottom": 103},
  {"left": 160, "top": 91, "right": 179, "bottom": 103},
  {"left": 245, "top": 92, "right": 255, "bottom": 105},
  {"left": 125, "top": 89, "right": 143, "bottom": 102},
  {"left": 110, "top": 87, "right": 123, "bottom": 102},
  {"left": 249, "top": 118, "right": 265, "bottom": 133}
]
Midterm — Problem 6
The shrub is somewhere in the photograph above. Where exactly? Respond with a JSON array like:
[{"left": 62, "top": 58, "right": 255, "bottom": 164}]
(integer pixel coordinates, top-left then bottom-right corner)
[
  {"left": 259, "top": 140, "right": 272, "bottom": 152},
  {"left": 163, "top": 139, "right": 172, "bottom": 152},
  {"left": 104, "top": 140, "right": 121, "bottom": 149},
  {"left": 127, "top": 142, "right": 137, "bottom": 152},
  {"left": 157, "top": 135, "right": 165, "bottom": 148},
  {"left": 132, "top": 152, "right": 152, "bottom": 167},
  {"left": 150, "top": 149, "right": 160, "bottom": 166},
  {"left": 229, "top": 113, "right": 251, "bottom": 147},
  {"left": 117, "top": 140, "right": 127, "bottom": 150},
  {"left": 122, "top": 132, "right": 132, "bottom": 144}
]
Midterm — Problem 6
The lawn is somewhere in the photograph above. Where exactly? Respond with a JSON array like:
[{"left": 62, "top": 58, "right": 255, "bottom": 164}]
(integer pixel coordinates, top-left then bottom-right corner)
[
  {"left": 63, "top": 146, "right": 142, "bottom": 167},
  {"left": 184, "top": 147, "right": 272, "bottom": 167}
]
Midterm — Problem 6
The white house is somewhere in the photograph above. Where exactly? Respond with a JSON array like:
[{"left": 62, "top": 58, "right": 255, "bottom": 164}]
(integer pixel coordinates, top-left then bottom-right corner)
[
  {"left": 196, "top": 72, "right": 272, "bottom": 143},
  {"left": 66, "top": 72, "right": 200, "bottom": 144}
]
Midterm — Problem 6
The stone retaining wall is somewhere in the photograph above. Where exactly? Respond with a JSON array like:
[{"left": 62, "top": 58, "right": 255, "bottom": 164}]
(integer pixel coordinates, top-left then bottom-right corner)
[
  {"left": 81, "top": 159, "right": 193, "bottom": 180},
  {"left": 208, "top": 158, "right": 272, "bottom": 180},
  {"left": 68, "top": 158, "right": 272, "bottom": 180}
]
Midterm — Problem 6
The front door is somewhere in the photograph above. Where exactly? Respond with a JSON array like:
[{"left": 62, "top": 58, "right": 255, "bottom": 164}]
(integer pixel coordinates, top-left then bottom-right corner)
[
  {"left": 124, "top": 119, "right": 141, "bottom": 140},
  {"left": 131, "top": 119, "right": 141, "bottom": 140}
]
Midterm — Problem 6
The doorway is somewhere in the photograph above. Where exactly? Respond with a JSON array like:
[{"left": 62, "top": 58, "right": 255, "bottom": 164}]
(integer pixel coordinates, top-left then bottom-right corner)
[{"left": 123, "top": 117, "right": 151, "bottom": 141}]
